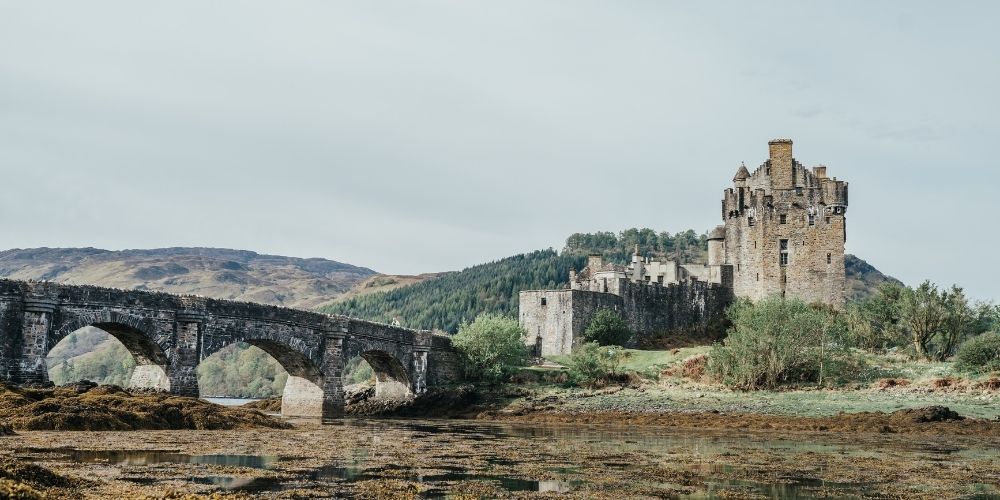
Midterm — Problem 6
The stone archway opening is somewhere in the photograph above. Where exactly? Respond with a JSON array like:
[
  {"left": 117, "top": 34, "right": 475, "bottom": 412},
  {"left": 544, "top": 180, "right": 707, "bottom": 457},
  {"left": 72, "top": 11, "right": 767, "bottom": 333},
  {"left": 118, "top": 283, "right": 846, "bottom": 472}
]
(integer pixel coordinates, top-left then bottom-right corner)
[
  {"left": 46, "top": 324, "right": 170, "bottom": 390},
  {"left": 196, "top": 340, "right": 322, "bottom": 418},
  {"left": 359, "top": 350, "right": 412, "bottom": 399}
]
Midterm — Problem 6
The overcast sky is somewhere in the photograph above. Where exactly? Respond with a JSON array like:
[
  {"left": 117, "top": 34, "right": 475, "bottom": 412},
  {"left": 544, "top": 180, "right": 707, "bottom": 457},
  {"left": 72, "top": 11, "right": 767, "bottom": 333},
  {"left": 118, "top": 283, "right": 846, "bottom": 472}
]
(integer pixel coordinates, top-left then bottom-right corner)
[{"left": 1, "top": 1, "right": 997, "bottom": 299}]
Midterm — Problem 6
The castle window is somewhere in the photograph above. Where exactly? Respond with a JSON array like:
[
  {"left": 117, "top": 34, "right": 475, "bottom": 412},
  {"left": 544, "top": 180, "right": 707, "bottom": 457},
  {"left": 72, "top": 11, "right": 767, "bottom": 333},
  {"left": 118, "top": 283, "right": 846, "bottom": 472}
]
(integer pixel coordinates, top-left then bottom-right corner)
[
  {"left": 657, "top": 276, "right": 664, "bottom": 284},
  {"left": 748, "top": 217, "right": 755, "bottom": 227},
  {"left": 766, "top": 166, "right": 771, "bottom": 175},
  {"left": 737, "top": 264, "right": 740, "bottom": 271},
  {"left": 795, "top": 187, "right": 803, "bottom": 195},
  {"left": 779, "top": 214, "right": 787, "bottom": 224},
  {"left": 825, "top": 216, "right": 831, "bottom": 224},
  {"left": 808, "top": 214, "right": 816, "bottom": 226},
  {"left": 827, "top": 253, "right": 832, "bottom": 264},
  {"left": 756, "top": 273, "right": 759, "bottom": 281},
  {"left": 779, "top": 239, "right": 789, "bottom": 266},
  {"left": 540, "top": 297, "right": 546, "bottom": 306}
]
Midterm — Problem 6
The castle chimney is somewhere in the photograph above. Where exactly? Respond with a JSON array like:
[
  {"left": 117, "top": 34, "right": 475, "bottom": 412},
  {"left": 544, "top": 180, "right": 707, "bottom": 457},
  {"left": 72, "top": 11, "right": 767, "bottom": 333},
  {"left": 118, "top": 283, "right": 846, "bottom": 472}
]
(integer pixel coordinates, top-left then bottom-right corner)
[
  {"left": 587, "top": 254, "right": 603, "bottom": 271},
  {"left": 768, "top": 138, "right": 794, "bottom": 190}
]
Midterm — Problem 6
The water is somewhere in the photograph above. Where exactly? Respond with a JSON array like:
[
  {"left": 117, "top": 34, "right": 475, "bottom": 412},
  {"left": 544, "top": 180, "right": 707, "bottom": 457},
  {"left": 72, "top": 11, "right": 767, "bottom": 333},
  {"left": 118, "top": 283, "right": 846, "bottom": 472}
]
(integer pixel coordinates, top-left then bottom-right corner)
[
  {"left": 17, "top": 419, "right": 999, "bottom": 498},
  {"left": 202, "top": 397, "right": 260, "bottom": 406}
]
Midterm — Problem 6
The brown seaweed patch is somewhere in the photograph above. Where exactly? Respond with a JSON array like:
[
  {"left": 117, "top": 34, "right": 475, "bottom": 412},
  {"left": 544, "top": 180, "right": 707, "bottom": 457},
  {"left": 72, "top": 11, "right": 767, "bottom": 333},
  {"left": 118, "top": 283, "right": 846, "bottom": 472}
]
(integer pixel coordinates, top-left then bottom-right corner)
[{"left": 0, "top": 383, "right": 289, "bottom": 431}]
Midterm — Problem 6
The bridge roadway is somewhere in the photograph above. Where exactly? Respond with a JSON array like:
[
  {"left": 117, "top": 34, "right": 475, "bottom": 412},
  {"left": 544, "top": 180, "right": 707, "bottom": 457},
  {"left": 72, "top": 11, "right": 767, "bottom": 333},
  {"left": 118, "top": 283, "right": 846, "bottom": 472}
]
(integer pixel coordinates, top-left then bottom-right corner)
[{"left": 0, "top": 279, "right": 459, "bottom": 421}]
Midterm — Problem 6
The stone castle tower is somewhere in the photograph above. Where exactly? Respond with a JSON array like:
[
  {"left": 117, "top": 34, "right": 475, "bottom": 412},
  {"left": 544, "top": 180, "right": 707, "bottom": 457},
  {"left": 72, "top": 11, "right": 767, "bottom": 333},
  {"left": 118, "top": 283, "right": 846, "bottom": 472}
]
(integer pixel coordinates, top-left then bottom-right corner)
[{"left": 717, "top": 139, "right": 848, "bottom": 308}]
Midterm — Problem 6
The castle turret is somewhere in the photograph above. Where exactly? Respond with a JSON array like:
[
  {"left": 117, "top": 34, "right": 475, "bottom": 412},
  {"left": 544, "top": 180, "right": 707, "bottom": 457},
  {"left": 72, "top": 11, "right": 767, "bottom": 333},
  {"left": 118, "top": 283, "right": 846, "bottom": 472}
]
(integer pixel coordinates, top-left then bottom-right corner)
[{"left": 707, "top": 225, "right": 725, "bottom": 266}]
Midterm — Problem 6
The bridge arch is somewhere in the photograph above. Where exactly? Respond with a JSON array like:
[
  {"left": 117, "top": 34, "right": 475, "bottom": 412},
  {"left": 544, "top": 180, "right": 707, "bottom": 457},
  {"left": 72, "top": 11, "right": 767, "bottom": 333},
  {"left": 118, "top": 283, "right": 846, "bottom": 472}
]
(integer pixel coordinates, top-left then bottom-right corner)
[
  {"left": 199, "top": 335, "right": 325, "bottom": 418},
  {"left": 49, "top": 309, "right": 172, "bottom": 390},
  {"left": 357, "top": 350, "right": 413, "bottom": 399}
]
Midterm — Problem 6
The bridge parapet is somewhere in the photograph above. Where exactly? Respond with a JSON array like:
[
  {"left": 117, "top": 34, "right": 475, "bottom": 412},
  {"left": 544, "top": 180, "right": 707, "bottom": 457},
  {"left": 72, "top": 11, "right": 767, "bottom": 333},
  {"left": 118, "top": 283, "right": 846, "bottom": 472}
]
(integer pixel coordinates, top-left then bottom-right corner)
[{"left": 0, "top": 278, "right": 459, "bottom": 421}]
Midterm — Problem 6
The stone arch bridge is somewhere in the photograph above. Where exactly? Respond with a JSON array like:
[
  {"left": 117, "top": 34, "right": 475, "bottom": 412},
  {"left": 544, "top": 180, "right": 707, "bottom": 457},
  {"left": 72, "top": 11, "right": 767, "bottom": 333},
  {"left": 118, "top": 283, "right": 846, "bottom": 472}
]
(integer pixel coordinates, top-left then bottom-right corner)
[{"left": 0, "top": 279, "right": 459, "bottom": 421}]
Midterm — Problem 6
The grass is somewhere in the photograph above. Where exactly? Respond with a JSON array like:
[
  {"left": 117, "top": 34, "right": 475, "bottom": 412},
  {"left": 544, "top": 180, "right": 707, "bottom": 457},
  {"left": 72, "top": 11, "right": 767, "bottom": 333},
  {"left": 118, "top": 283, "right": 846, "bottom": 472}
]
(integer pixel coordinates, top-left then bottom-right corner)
[
  {"left": 546, "top": 346, "right": 711, "bottom": 378},
  {"left": 520, "top": 347, "right": 1000, "bottom": 420}
]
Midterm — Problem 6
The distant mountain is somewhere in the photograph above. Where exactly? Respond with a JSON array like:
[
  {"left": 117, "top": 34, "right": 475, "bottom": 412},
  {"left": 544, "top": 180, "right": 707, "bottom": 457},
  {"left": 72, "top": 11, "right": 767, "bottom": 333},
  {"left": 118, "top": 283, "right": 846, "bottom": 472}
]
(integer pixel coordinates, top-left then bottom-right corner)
[{"left": 0, "top": 247, "right": 376, "bottom": 309}]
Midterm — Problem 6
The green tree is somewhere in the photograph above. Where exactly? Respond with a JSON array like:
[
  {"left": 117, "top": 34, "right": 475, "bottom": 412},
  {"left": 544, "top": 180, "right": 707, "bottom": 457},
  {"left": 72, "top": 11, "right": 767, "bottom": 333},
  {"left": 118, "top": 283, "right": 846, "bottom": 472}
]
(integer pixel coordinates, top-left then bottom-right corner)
[
  {"left": 844, "top": 283, "right": 905, "bottom": 351},
  {"left": 899, "top": 281, "right": 949, "bottom": 361},
  {"left": 583, "top": 308, "right": 632, "bottom": 346},
  {"left": 937, "top": 285, "right": 974, "bottom": 361},
  {"left": 452, "top": 313, "right": 529, "bottom": 385}
]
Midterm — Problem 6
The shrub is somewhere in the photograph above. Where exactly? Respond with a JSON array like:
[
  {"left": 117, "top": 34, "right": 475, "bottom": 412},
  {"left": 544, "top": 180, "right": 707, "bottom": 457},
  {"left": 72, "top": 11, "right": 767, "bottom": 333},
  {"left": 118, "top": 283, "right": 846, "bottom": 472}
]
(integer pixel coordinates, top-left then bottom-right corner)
[
  {"left": 706, "top": 297, "right": 854, "bottom": 390},
  {"left": 452, "top": 313, "right": 529, "bottom": 385},
  {"left": 566, "top": 342, "right": 628, "bottom": 387},
  {"left": 662, "top": 354, "right": 708, "bottom": 381},
  {"left": 955, "top": 332, "right": 1000, "bottom": 375},
  {"left": 583, "top": 308, "right": 632, "bottom": 346}
]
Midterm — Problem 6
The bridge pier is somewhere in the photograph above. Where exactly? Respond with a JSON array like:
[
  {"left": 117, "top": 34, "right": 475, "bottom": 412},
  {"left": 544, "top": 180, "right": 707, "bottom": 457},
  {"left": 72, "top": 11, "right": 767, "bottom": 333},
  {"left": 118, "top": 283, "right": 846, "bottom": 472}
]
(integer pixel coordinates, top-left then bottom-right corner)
[
  {"left": 168, "top": 312, "right": 203, "bottom": 397},
  {"left": 412, "top": 347, "right": 429, "bottom": 395},
  {"left": 15, "top": 298, "right": 57, "bottom": 385},
  {"left": 320, "top": 331, "right": 346, "bottom": 422}
]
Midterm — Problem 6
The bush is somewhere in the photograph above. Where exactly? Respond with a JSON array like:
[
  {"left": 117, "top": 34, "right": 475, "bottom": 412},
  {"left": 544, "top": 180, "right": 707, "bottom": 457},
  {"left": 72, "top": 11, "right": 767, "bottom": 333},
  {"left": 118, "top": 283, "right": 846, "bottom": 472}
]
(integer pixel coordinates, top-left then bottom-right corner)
[
  {"left": 583, "top": 308, "right": 632, "bottom": 346},
  {"left": 955, "top": 332, "right": 1000, "bottom": 375},
  {"left": 566, "top": 342, "right": 628, "bottom": 387},
  {"left": 706, "top": 298, "right": 854, "bottom": 390},
  {"left": 452, "top": 313, "right": 529, "bottom": 385}
]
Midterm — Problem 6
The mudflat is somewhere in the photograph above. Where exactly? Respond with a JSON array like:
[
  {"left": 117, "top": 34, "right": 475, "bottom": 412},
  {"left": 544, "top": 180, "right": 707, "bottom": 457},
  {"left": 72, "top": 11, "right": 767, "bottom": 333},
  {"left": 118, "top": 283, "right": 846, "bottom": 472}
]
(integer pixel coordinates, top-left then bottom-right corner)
[{"left": 3, "top": 416, "right": 999, "bottom": 499}]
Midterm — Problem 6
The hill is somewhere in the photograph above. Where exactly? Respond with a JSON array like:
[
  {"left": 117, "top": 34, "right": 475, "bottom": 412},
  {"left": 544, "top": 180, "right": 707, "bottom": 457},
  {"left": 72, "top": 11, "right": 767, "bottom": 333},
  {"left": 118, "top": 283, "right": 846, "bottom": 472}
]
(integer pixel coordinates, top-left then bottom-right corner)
[
  {"left": 0, "top": 247, "right": 376, "bottom": 309},
  {"left": 327, "top": 229, "right": 900, "bottom": 331},
  {"left": 323, "top": 272, "right": 451, "bottom": 308},
  {"left": 845, "top": 254, "right": 903, "bottom": 302},
  {"left": 322, "top": 250, "right": 585, "bottom": 332}
]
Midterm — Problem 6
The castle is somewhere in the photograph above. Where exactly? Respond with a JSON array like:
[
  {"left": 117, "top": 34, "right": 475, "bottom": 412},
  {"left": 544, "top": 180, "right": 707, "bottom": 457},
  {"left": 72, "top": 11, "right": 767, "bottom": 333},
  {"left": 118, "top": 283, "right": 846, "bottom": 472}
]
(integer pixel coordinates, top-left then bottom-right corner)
[{"left": 519, "top": 139, "right": 849, "bottom": 355}]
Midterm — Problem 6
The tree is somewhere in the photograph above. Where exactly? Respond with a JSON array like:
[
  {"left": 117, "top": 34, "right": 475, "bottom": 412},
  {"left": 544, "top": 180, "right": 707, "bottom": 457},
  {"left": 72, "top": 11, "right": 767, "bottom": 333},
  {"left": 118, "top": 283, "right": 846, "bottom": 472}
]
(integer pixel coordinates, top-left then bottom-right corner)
[
  {"left": 452, "top": 313, "right": 529, "bottom": 385},
  {"left": 844, "top": 283, "right": 905, "bottom": 351},
  {"left": 583, "top": 308, "right": 632, "bottom": 346},
  {"left": 937, "top": 286, "right": 973, "bottom": 361},
  {"left": 898, "top": 281, "right": 948, "bottom": 361}
]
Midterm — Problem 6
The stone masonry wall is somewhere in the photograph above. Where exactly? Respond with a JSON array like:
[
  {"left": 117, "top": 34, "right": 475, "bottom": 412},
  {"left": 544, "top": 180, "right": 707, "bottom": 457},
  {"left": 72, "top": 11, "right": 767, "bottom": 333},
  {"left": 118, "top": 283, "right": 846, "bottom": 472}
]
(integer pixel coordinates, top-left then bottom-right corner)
[{"left": 519, "top": 281, "right": 732, "bottom": 356}]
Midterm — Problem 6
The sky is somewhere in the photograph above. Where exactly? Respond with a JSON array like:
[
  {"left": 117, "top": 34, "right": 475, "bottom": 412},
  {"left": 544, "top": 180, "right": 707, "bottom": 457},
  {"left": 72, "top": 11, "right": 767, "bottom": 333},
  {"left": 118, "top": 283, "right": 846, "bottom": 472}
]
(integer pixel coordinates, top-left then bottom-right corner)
[{"left": 1, "top": 1, "right": 997, "bottom": 299}]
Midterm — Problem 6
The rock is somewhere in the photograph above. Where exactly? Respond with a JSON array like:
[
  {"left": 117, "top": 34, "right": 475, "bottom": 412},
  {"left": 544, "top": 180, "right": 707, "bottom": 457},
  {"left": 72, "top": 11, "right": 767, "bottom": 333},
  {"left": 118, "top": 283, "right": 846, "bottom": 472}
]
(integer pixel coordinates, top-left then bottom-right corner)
[{"left": 890, "top": 406, "right": 964, "bottom": 424}]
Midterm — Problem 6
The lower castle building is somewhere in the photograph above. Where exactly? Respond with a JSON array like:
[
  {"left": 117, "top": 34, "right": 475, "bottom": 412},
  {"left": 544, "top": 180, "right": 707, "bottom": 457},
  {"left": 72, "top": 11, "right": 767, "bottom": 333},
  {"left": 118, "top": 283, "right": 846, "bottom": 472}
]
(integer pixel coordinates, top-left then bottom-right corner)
[{"left": 520, "top": 139, "right": 849, "bottom": 355}]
